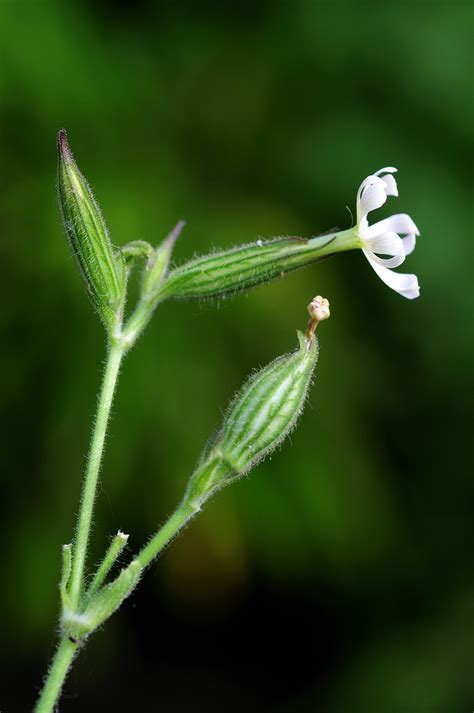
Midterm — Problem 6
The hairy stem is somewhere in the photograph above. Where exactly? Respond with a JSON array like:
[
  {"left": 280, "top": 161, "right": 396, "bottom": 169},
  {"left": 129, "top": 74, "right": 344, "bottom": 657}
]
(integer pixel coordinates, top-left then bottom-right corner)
[
  {"left": 69, "top": 341, "right": 125, "bottom": 609},
  {"left": 34, "top": 637, "right": 78, "bottom": 713},
  {"left": 137, "top": 500, "right": 198, "bottom": 569},
  {"left": 34, "top": 342, "right": 124, "bottom": 712}
]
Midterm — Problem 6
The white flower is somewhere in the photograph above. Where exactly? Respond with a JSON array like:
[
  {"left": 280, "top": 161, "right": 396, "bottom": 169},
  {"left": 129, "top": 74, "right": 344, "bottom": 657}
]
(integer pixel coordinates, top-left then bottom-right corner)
[{"left": 356, "top": 167, "right": 420, "bottom": 299}]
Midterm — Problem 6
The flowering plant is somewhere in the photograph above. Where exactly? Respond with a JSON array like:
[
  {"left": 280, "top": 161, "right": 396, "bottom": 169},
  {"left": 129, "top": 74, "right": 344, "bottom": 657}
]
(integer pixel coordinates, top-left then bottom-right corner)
[{"left": 34, "top": 133, "right": 420, "bottom": 711}]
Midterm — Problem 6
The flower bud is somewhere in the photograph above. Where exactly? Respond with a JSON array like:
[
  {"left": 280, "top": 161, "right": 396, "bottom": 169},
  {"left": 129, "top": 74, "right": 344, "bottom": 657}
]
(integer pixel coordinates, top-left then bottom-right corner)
[
  {"left": 184, "top": 299, "right": 329, "bottom": 508},
  {"left": 307, "top": 295, "right": 330, "bottom": 322},
  {"left": 160, "top": 232, "right": 357, "bottom": 301},
  {"left": 57, "top": 130, "right": 126, "bottom": 330},
  {"left": 219, "top": 329, "right": 318, "bottom": 472}
]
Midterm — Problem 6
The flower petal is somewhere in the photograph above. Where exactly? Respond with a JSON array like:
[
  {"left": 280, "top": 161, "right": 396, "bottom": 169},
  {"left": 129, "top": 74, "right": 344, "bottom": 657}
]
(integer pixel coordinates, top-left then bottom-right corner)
[
  {"left": 365, "top": 213, "right": 420, "bottom": 239},
  {"left": 359, "top": 215, "right": 369, "bottom": 235},
  {"left": 402, "top": 233, "right": 417, "bottom": 256},
  {"left": 364, "top": 231, "right": 404, "bottom": 256},
  {"left": 364, "top": 230, "right": 406, "bottom": 268},
  {"left": 363, "top": 251, "right": 420, "bottom": 299},
  {"left": 363, "top": 248, "right": 405, "bottom": 269},
  {"left": 374, "top": 167, "right": 398, "bottom": 175},
  {"left": 399, "top": 285, "right": 420, "bottom": 300},
  {"left": 357, "top": 176, "right": 388, "bottom": 224},
  {"left": 380, "top": 173, "right": 398, "bottom": 197},
  {"left": 373, "top": 167, "right": 398, "bottom": 196}
]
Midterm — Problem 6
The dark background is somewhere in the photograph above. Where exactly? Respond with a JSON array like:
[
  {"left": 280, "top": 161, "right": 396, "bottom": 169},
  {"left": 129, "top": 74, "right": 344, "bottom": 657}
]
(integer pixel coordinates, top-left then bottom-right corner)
[{"left": 1, "top": 1, "right": 473, "bottom": 711}]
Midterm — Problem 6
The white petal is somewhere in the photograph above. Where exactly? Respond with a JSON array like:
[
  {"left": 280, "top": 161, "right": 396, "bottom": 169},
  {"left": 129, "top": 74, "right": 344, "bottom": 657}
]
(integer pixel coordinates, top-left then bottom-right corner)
[
  {"left": 365, "top": 213, "right": 420, "bottom": 239},
  {"left": 359, "top": 215, "right": 369, "bottom": 237},
  {"left": 363, "top": 251, "right": 420, "bottom": 299},
  {"left": 357, "top": 175, "right": 377, "bottom": 203},
  {"left": 364, "top": 231, "right": 404, "bottom": 256},
  {"left": 357, "top": 177, "right": 388, "bottom": 223},
  {"left": 380, "top": 174, "right": 398, "bottom": 197},
  {"left": 399, "top": 285, "right": 420, "bottom": 300},
  {"left": 374, "top": 167, "right": 398, "bottom": 175},
  {"left": 402, "top": 233, "right": 417, "bottom": 256},
  {"left": 373, "top": 168, "right": 398, "bottom": 196},
  {"left": 356, "top": 175, "right": 385, "bottom": 206},
  {"left": 363, "top": 248, "right": 405, "bottom": 269}
]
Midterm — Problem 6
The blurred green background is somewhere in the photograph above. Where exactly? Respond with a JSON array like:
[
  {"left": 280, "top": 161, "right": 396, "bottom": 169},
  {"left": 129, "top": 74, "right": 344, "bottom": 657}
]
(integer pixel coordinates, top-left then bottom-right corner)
[{"left": 1, "top": 1, "right": 473, "bottom": 711}]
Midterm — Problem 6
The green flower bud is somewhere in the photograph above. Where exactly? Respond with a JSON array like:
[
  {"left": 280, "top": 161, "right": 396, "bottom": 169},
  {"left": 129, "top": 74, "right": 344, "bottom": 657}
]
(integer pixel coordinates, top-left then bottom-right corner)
[
  {"left": 57, "top": 130, "right": 126, "bottom": 331},
  {"left": 185, "top": 298, "right": 330, "bottom": 508},
  {"left": 63, "top": 560, "right": 141, "bottom": 640},
  {"left": 219, "top": 330, "right": 318, "bottom": 471},
  {"left": 160, "top": 232, "right": 357, "bottom": 301}
]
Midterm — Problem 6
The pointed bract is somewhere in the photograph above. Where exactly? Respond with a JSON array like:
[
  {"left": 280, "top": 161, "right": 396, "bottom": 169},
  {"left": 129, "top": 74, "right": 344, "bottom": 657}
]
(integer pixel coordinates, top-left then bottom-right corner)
[{"left": 141, "top": 220, "right": 185, "bottom": 302}]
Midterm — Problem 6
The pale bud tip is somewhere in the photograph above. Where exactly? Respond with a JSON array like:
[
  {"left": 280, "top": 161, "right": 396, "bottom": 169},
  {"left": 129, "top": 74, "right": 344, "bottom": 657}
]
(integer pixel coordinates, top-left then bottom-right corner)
[
  {"left": 57, "top": 128, "right": 72, "bottom": 159},
  {"left": 307, "top": 295, "right": 330, "bottom": 322},
  {"left": 165, "top": 219, "right": 186, "bottom": 246},
  {"left": 117, "top": 531, "right": 129, "bottom": 541}
]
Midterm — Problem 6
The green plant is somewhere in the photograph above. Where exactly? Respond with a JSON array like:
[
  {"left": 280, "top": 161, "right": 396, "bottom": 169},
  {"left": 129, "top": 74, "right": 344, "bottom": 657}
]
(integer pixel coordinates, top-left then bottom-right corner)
[{"left": 34, "top": 131, "right": 420, "bottom": 711}]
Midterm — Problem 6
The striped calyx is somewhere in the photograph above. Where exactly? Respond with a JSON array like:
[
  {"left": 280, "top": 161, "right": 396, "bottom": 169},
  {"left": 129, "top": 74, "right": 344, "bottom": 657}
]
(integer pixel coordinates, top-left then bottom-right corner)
[
  {"left": 159, "top": 232, "right": 357, "bottom": 301},
  {"left": 57, "top": 130, "right": 126, "bottom": 331},
  {"left": 218, "top": 330, "right": 318, "bottom": 472},
  {"left": 184, "top": 299, "right": 329, "bottom": 508}
]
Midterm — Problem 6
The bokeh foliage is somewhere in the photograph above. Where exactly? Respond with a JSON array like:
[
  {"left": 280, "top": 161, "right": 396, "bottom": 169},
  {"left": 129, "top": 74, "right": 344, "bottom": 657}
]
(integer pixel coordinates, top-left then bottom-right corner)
[{"left": 1, "top": 1, "right": 473, "bottom": 711}]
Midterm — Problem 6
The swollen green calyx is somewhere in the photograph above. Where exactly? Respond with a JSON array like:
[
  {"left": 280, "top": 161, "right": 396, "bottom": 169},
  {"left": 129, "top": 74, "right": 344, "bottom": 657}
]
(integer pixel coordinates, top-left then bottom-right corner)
[
  {"left": 184, "top": 298, "right": 328, "bottom": 509},
  {"left": 159, "top": 231, "right": 357, "bottom": 301}
]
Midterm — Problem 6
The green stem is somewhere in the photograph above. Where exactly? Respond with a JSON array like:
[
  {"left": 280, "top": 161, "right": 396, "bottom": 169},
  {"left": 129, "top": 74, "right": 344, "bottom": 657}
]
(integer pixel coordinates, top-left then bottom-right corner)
[
  {"left": 35, "top": 342, "right": 125, "bottom": 712},
  {"left": 34, "top": 637, "right": 78, "bottom": 713},
  {"left": 137, "top": 500, "right": 198, "bottom": 569},
  {"left": 121, "top": 298, "right": 155, "bottom": 347},
  {"left": 69, "top": 341, "right": 125, "bottom": 610}
]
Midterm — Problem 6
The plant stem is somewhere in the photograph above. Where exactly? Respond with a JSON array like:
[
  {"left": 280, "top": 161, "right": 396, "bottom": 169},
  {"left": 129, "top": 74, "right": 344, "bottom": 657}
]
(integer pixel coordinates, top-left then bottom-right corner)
[
  {"left": 36, "top": 501, "right": 200, "bottom": 713},
  {"left": 35, "top": 342, "right": 124, "bottom": 712},
  {"left": 34, "top": 637, "right": 78, "bottom": 713},
  {"left": 137, "top": 500, "right": 198, "bottom": 569},
  {"left": 69, "top": 341, "right": 124, "bottom": 610},
  {"left": 121, "top": 298, "right": 155, "bottom": 347}
]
